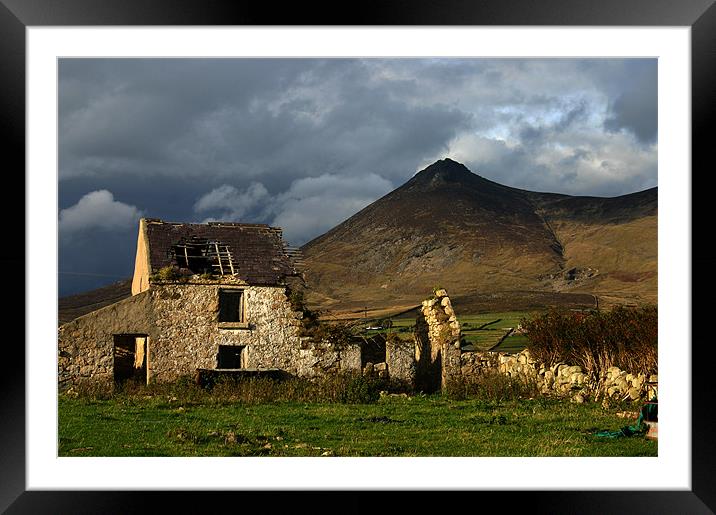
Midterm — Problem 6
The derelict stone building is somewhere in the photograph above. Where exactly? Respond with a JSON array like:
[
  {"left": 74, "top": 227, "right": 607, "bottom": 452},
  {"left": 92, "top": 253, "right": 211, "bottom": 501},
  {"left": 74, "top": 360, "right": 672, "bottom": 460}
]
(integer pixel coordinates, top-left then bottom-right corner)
[{"left": 58, "top": 218, "right": 376, "bottom": 389}]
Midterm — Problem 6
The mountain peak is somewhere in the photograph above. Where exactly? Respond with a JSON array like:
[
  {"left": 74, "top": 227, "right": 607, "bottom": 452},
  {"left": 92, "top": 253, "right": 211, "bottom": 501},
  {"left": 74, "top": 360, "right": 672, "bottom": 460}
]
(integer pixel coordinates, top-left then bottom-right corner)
[
  {"left": 417, "top": 158, "right": 473, "bottom": 180},
  {"left": 407, "top": 158, "right": 502, "bottom": 194},
  {"left": 302, "top": 157, "right": 657, "bottom": 311}
]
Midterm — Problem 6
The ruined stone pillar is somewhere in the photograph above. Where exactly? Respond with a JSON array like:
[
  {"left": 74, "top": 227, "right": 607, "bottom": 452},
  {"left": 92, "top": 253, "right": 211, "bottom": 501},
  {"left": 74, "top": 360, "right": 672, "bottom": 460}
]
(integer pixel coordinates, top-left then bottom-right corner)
[{"left": 414, "top": 289, "right": 462, "bottom": 392}]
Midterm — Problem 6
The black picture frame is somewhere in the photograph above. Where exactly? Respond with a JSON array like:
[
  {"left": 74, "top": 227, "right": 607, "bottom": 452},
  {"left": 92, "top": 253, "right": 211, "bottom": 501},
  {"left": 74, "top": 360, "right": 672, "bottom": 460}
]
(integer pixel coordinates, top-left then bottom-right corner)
[{"left": 2, "top": 0, "right": 713, "bottom": 512}]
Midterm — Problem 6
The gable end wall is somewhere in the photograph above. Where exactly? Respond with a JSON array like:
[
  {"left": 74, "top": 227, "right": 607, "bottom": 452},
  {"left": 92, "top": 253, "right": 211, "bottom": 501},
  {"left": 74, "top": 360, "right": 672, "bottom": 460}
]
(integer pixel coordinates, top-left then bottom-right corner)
[{"left": 58, "top": 291, "right": 154, "bottom": 388}]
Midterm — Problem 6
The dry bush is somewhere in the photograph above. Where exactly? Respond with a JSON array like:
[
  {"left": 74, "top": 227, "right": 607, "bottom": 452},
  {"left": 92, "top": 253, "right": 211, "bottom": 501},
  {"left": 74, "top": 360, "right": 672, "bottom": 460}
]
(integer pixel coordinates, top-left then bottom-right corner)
[{"left": 522, "top": 305, "right": 657, "bottom": 382}]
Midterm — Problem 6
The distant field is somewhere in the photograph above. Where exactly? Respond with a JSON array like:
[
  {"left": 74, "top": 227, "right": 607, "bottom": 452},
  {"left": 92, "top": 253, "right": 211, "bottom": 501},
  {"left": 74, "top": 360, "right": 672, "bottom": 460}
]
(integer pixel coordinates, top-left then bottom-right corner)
[
  {"left": 458, "top": 312, "right": 533, "bottom": 352},
  {"left": 314, "top": 290, "right": 598, "bottom": 319},
  {"left": 358, "top": 310, "right": 536, "bottom": 352},
  {"left": 59, "top": 394, "right": 656, "bottom": 457},
  {"left": 492, "top": 333, "right": 529, "bottom": 353}
]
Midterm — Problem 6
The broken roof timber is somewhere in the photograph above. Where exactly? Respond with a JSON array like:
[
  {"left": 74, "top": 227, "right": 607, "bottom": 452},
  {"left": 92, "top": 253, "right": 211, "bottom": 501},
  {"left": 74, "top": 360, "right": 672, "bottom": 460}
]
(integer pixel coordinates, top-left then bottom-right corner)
[{"left": 143, "top": 218, "right": 302, "bottom": 286}]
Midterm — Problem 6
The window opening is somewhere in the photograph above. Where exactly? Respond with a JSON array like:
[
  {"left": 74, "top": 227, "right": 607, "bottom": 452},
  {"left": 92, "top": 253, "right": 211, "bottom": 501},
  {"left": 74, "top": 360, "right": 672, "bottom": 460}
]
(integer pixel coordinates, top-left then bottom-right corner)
[
  {"left": 217, "top": 345, "right": 246, "bottom": 369},
  {"left": 218, "top": 289, "right": 244, "bottom": 323}
]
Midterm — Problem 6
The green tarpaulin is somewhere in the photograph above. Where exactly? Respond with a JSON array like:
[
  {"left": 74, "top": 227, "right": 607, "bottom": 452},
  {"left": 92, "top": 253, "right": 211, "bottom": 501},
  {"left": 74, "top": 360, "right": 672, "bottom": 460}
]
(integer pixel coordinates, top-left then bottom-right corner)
[{"left": 595, "top": 400, "right": 657, "bottom": 438}]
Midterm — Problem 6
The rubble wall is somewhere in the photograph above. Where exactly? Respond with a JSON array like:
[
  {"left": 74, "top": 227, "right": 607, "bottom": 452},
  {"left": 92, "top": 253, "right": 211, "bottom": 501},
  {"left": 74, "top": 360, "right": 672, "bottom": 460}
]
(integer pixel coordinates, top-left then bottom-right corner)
[
  {"left": 58, "top": 283, "right": 362, "bottom": 388},
  {"left": 460, "top": 349, "right": 657, "bottom": 403},
  {"left": 58, "top": 291, "right": 155, "bottom": 389},
  {"left": 386, "top": 336, "right": 416, "bottom": 386}
]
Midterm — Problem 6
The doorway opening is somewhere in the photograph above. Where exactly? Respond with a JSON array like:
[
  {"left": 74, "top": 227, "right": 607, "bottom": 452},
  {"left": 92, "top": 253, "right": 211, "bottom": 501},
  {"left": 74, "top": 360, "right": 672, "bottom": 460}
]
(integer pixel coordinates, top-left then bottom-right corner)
[
  {"left": 113, "top": 334, "right": 149, "bottom": 385},
  {"left": 360, "top": 334, "right": 387, "bottom": 368}
]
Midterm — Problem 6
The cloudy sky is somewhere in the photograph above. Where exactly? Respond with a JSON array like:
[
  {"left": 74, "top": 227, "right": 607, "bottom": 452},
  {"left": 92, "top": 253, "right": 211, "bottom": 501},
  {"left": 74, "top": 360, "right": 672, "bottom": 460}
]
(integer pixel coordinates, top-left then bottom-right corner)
[{"left": 58, "top": 58, "right": 657, "bottom": 296}]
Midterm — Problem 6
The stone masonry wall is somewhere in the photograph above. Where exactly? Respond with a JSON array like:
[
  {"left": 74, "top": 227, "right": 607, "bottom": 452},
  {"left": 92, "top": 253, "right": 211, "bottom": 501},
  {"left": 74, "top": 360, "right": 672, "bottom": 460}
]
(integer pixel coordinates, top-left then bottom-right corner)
[
  {"left": 461, "top": 348, "right": 657, "bottom": 403},
  {"left": 410, "top": 288, "right": 655, "bottom": 401},
  {"left": 58, "top": 282, "right": 362, "bottom": 388},
  {"left": 296, "top": 338, "right": 362, "bottom": 378},
  {"left": 386, "top": 336, "right": 416, "bottom": 385},
  {"left": 148, "top": 283, "right": 303, "bottom": 381},
  {"left": 58, "top": 291, "right": 154, "bottom": 388}
]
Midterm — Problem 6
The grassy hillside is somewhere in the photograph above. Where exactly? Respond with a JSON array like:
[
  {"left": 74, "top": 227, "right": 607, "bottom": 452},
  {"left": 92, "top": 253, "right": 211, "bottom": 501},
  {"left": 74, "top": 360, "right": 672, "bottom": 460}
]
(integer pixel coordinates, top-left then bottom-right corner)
[{"left": 58, "top": 278, "right": 132, "bottom": 325}]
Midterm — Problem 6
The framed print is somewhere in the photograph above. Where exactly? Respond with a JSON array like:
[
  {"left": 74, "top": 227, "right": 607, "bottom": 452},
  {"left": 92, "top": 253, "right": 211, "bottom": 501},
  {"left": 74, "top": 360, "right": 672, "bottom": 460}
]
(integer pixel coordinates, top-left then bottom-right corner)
[{"left": 3, "top": 0, "right": 714, "bottom": 512}]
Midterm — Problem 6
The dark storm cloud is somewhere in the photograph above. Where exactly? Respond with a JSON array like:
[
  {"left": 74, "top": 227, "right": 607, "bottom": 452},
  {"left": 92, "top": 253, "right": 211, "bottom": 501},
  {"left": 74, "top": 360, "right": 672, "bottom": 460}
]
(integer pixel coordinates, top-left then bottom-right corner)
[
  {"left": 583, "top": 59, "right": 658, "bottom": 144},
  {"left": 58, "top": 58, "right": 657, "bottom": 295},
  {"left": 604, "top": 74, "right": 658, "bottom": 144},
  {"left": 59, "top": 58, "right": 471, "bottom": 186}
]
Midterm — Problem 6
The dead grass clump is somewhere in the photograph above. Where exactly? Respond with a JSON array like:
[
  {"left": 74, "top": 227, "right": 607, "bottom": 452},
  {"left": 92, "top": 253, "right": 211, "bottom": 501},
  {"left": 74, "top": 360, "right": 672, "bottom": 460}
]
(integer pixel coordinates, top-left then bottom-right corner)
[
  {"left": 445, "top": 369, "right": 539, "bottom": 402},
  {"left": 64, "top": 380, "right": 114, "bottom": 400}
]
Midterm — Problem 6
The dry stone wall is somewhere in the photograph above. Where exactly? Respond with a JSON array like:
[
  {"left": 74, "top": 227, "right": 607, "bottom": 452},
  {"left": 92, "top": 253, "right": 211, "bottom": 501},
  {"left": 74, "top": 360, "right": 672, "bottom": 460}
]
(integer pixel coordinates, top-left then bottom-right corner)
[
  {"left": 460, "top": 348, "right": 657, "bottom": 402},
  {"left": 297, "top": 337, "right": 362, "bottom": 378},
  {"left": 410, "top": 289, "right": 656, "bottom": 402}
]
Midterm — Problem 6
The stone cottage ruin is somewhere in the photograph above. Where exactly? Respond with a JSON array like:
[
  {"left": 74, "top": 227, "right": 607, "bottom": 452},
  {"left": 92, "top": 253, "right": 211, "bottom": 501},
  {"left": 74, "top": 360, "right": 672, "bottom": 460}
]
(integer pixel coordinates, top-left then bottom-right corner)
[{"left": 58, "top": 218, "right": 414, "bottom": 390}]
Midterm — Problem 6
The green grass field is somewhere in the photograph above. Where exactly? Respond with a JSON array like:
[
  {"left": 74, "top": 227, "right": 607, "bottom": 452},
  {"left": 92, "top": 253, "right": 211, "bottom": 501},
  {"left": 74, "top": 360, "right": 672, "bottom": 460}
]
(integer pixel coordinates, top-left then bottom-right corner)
[
  {"left": 362, "top": 310, "right": 536, "bottom": 352},
  {"left": 59, "top": 394, "right": 656, "bottom": 457}
]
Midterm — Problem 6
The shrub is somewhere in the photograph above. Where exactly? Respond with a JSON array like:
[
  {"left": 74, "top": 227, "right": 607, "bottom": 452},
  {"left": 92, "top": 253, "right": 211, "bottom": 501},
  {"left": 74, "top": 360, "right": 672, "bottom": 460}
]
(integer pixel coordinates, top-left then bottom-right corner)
[
  {"left": 309, "top": 321, "right": 358, "bottom": 350},
  {"left": 340, "top": 375, "right": 383, "bottom": 404},
  {"left": 522, "top": 305, "right": 657, "bottom": 382},
  {"left": 151, "top": 265, "right": 184, "bottom": 282},
  {"left": 287, "top": 287, "right": 307, "bottom": 312},
  {"left": 287, "top": 286, "right": 359, "bottom": 349},
  {"left": 286, "top": 286, "right": 324, "bottom": 337}
]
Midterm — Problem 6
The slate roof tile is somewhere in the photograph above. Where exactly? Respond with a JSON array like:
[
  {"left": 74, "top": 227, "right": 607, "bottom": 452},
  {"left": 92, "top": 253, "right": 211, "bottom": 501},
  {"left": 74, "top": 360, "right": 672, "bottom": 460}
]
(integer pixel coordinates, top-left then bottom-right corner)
[{"left": 144, "top": 219, "right": 300, "bottom": 286}]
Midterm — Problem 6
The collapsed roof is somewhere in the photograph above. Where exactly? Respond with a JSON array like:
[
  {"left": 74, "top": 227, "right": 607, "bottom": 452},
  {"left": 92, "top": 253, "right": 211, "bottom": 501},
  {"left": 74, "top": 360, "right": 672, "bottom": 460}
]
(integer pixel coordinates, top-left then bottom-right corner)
[{"left": 143, "top": 219, "right": 303, "bottom": 286}]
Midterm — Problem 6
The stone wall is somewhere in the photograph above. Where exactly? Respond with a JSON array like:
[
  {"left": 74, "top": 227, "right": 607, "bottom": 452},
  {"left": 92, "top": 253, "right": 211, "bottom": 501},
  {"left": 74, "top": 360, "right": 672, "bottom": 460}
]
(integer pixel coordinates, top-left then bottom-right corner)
[
  {"left": 58, "top": 291, "right": 154, "bottom": 388},
  {"left": 601, "top": 366, "right": 657, "bottom": 402},
  {"left": 297, "top": 337, "right": 362, "bottom": 378},
  {"left": 410, "top": 288, "right": 655, "bottom": 402},
  {"left": 460, "top": 348, "right": 657, "bottom": 403},
  {"left": 386, "top": 335, "right": 416, "bottom": 385},
  {"left": 148, "top": 283, "right": 305, "bottom": 381},
  {"left": 59, "top": 282, "right": 363, "bottom": 388},
  {"left": 356, "top": 333, "right": 416, "bottom": 386}
]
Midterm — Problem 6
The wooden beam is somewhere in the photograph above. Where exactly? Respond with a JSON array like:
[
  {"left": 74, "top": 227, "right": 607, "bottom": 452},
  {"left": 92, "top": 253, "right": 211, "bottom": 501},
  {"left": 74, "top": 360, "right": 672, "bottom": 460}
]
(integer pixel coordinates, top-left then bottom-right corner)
[
  {"left": 226, "top": 245, "right": 235, "bottom": 274},
  {"left": 214, "top": 242, "right": 224, "bottom": 274}
]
